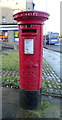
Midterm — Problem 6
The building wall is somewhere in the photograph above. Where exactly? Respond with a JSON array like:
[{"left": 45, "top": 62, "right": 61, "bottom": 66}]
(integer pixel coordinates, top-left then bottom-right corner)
[
  {"left": 0, "top": 0, "right": 26, "bottom": 10},
  {"left": 26, "top": 0, "right": 33, "bottom": 10},
  {"left": 0, "top": 0, "right": 34, "bottom": 23},
  {"left": 0, "top": 0, "right": 34, "bottom": 48},
  {"left": 2, "top": 7, "right": 14, "bottom": 24},
  {"left": 0, "top": 7, "right": 2, "bottom": 23}
]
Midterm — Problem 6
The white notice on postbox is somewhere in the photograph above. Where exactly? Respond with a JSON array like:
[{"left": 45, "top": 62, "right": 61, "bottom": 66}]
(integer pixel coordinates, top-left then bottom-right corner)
[{"left": 24, "top": 39, "right": 34, "bottom": 54}]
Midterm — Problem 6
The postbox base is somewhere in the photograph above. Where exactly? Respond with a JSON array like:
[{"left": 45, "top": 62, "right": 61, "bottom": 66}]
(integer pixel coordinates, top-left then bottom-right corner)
[{"left": 19, "top": 88, "right": 42, "bottom": 110}]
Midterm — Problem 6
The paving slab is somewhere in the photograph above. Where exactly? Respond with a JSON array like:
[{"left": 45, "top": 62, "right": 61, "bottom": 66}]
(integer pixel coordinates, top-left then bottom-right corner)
[{"left": 2, "top": 88, "right": 19, "bottom": 118}]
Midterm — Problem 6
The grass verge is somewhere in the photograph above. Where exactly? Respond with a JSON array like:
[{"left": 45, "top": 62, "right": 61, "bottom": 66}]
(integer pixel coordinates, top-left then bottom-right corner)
[{"left": 2, "top": 50, "right": 19, "bottom": 71}]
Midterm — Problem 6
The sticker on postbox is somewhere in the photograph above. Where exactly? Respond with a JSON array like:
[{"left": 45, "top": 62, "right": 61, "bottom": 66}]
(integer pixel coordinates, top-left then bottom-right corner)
[{"left": 24, "top": 39, "right": 34, "bottom": 54}]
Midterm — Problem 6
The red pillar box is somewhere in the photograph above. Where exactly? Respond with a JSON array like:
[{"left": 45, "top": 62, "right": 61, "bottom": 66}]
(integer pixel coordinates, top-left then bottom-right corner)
[{"left": 13, "top": 11, "right": 49, "bottom": 109}]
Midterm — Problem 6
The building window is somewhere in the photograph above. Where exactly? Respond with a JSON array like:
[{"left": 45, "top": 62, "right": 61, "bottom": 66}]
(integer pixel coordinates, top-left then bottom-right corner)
[
  {"left": 14, "top": 30, "right": 19, "bottom": 42},
  {"left": 2, "top": 16, "right": 6, "bottom": 23},
  {"left": 2, "top": 31, "right": 8, "bottom": 42}
]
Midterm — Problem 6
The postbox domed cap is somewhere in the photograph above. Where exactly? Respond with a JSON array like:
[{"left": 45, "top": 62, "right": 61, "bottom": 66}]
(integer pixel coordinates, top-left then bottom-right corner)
[{"left": 13, "top": 10, "right": 50, "bottom": 25}]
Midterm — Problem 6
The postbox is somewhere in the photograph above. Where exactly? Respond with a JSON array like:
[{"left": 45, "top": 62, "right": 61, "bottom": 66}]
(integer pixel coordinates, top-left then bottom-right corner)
[{"left": 13, "top": 11, "right": 49, "bottom": 109}]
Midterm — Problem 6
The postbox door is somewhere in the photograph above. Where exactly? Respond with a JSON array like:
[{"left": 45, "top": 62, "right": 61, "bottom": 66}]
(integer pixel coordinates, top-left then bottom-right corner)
[{"left": 19, "top": 25, "right": 43, "bottom": 90}]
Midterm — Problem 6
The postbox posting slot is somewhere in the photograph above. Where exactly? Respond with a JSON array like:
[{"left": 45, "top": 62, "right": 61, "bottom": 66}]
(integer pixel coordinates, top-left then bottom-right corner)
[
  {"left": 26, "top": 24, "right": 31, "bottom": 28},
  {"left": 24, "top": 38, "right": 34, "bottom": 54},
  {"left": 22, "top": 29, "right": 37, "bottom": 33}
]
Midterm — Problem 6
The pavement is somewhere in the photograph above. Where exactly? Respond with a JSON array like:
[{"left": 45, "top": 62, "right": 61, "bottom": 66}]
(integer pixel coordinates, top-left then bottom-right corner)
[
  {"left": 43, "top": 45, "right": 62, "bottom": 79},
  {"left": 43, "top": 48, "right": 60, "bottom": 79},
  {"left": 1, "top": 45, "right": 62, "bottom": 119},
  {"left": 1, "top": 87, "right": 61, "bottom": 119}
]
